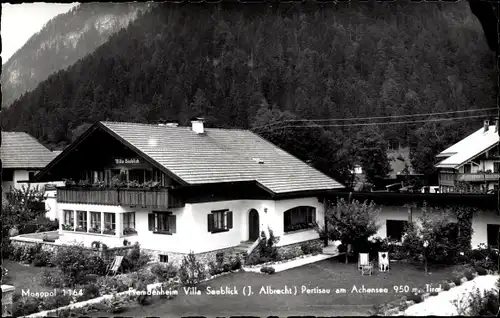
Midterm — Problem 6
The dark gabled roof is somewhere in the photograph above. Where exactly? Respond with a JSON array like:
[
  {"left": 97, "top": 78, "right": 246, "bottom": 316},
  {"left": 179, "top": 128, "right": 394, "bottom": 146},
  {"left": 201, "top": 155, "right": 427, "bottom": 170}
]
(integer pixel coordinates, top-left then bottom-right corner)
[
  {"left": 35, "top": 121, "right": 344, "bottom": 195},
  {"left": 1, "top": 132, "right": 58, "bottom": 169}
]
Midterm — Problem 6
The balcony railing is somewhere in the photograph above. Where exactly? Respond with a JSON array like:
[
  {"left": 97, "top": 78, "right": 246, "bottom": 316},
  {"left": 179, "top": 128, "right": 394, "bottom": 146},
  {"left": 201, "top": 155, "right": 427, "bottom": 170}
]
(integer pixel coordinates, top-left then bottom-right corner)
[
  {"left": 456, "top": 173, "right": 500, "bottom": 182},
  {"left": 57, "top": 187, "right": 184, "bottom": 208}
]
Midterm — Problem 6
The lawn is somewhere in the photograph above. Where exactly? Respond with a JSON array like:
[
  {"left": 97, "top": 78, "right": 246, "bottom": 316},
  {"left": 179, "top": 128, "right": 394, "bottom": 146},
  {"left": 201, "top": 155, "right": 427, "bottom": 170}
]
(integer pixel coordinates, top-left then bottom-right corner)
[
  {"left": 2, "top": 260, "right": 53, "bottom": 295},
  {"left": 88, "top": 257, "right": 461, "bottom": 317}
]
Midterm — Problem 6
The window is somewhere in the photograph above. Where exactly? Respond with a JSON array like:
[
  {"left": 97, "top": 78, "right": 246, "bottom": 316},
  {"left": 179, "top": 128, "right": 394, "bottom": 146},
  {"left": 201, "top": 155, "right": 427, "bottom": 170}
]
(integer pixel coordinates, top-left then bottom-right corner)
[
  {"left": 487, "top": 224, "right": 500, "bottom": 248},
  {"left": 3, "top": 169, "right": 14, "bottom": 181},
  {"left": 76, "top": 211, "right": 87, "bottom": 232},
  {"left": 386, "top": 220, "right": 408, "bottom": 242},
  {"left": 28, "top": 171, "right": 37, "bottom": 181},
  {"left": 283, "top": 206, "right": 316, "bottom": 233},
  {"left": 494, "top": 162, "right": 500, "bottom": 173},
  {"left": 148, "top": 212, "right": 176, "bottom": 234},
  {"left": 129, "top": 169, "right": 145, "bottom": 184},
  {"left": 159, "top": 254, "right": 168, "bottom": 263},
  {"left": 463, "top": 165, "right": 471, "bottom": 173},
  {"left": 103, "top": 213, "right": 116, "bottom": 235},
  {"left": 63, "top": 210, "right": 74, "bottom": 231},
  {"left": 122, "top": 212, "right": 137, "bottom": 235},
  {"left": 93, "top": 170, "right": 105, "bottom": 183},
  {"left": 89, "top": 212, "right": 101, "bottom": 233},
  {"left": 208, "top": 210, "right": 233, "bottom": 233}
]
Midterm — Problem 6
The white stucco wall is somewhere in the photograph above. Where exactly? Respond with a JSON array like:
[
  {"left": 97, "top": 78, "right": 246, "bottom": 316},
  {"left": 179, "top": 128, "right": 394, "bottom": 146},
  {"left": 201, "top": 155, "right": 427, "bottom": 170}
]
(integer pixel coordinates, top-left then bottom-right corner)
[
  {"left": 376, "top": 205, "right": 498, "bottom": 248},
  {"left": 55, "top": 196, "right": 325, "bottom": 253}
]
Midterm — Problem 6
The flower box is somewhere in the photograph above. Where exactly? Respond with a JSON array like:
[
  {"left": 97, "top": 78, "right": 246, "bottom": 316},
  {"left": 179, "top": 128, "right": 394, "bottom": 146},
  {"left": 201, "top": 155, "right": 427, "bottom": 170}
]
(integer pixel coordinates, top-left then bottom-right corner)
[
  {"left": 103, "top": 228, "right": 116, "bottom": 235},
  {"left": 123, "top": 228, "right": 137, "bottom": 235},
  {"left": 89, "top": 227, "right": 101, "bottom": 234},
  {"left": 62, "top": 224, "right": 74, "bottom": 231},
  {"left": 75, "top": 226, "right": 87, "bottom": 232}
]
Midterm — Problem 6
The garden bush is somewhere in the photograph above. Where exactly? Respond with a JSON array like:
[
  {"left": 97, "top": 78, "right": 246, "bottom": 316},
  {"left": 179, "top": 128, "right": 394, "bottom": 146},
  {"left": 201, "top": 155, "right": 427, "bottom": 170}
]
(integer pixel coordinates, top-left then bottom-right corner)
[
  {"left": 51, "top": 244, "right": 92, "bottom": 285},
  {"left": 208, "top": 261, "right": 224, "bottom": 276},
  {"left": 453, "top": 277, "right": 462, "bottom": 286},
  {"left": 120, "top": 243, "right": 150, "bottom": 272},
  {"left": 96, "top": 275, "right": 131, "bottom": 295},
  {"left": 32, "top": 250, "right": 53, "bottom": 267},
  {"left": 12, "top": 296, "right": 42, "bottom": 317},
  {"left": 246, "top": 229, "right": 280, "bottom": 265},
  {"left": 135, "top": 281, "right": 153, "bottom": 306},
  {"left": 469, "top": 244, "right": 499, "bottom": 271},
  {"left": 86, "top": 254, "right": 107, "bottom": 276},
  {"left": 41, "top": 268, "right": 69, "bottom": 288},
  {"left": 76, "top": 283, "right": 101, "bottom": 302},
  {"left": 442, "top": 281, "right": 451, "bottom": 291},
  {"left": 134, "top": 268, "right": 158, "bottom": 285},
  {"left": 229, "top": 256, "right": 242, "bottom": 270},
  {"left": 156, "top": 279, "right": 181, "bottom": 299},
  {"left": 178, "top": 252, "right": 206, "bottom": 287},
  {"left": 476, "top": 267, "right": 488, "bottom": 276},
  {"left": 39, "top": 293, "right": 72, "bottom": 311},
  {"left": 405, "top": 292, "right": 423, "bottom": 304},
  {"left": 150, "top": 262, "right": 178, "bottom": 281},
  {"left": 101, "top": 294, "right": 128, "bottom": 313},
  {"left": 260, "top": 266, "right": 275, "bottom": 274},
  {"left": 464, "top": 270, "right": 475, "bottom": 281},
  {"left": 300, "top": 243, "right": 312, "bottom": 255}
]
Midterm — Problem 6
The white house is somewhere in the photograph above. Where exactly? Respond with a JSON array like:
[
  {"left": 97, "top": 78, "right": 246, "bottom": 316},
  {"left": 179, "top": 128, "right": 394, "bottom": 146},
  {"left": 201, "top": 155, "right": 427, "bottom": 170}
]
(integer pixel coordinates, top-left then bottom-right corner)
[
  {"left": 32, "top": 119, "right": 344, "bottom": 263},
  {"left": 1, "top": 132, "right": 62, "bottom": 219},
  {"left": 436, "top": 120, "right": 499, "bottom": 193}
]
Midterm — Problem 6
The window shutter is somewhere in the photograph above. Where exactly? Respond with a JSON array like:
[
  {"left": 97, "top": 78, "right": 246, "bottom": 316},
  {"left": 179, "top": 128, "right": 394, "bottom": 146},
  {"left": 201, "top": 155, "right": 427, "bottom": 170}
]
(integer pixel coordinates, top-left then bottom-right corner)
[
  {"left": 227, "top": 211, "right": 233, "bottom": 229},
  {"left": 148, "top": 213, "right": 155, "bottom": 231},
  {"left": 207, "top": 214, "right": 214, "bottom": 232},
  {"left": 169, "top": 215, "right": 176, "bottom": 234}
]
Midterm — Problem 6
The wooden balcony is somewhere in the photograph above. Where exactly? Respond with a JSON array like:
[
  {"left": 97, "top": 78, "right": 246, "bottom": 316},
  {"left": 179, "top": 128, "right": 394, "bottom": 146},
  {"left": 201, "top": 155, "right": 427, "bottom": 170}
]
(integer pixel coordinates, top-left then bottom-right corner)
[
  {"left": 456, "top": 173, "right": 500, "bottom": 182},
  {"left": 56, "top": 187, "right": 184, "bottom": 208}
]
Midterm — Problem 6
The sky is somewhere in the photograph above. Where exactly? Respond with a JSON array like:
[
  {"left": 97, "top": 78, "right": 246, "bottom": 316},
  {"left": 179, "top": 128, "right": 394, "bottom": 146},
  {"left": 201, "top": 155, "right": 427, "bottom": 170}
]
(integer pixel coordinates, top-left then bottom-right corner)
[{"left": 2, "top": 3, "right": 79, "bottom": 64}]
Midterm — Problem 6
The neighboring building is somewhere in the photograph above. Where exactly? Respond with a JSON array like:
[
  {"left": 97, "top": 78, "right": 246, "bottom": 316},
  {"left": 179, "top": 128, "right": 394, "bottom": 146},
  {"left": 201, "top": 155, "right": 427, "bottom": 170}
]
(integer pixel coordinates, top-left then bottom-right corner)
[
  {"left": 436, "top": 120, "right": 499, "bottom": 193},
  {"left": 32, "top": 119, "right": 344, "bottom": 263},
  {"left": 327, "top": 192, "right": 500, "bottom": 249},
  {"left": 1, "top": 132, "right": 62, "bottom": 219}
]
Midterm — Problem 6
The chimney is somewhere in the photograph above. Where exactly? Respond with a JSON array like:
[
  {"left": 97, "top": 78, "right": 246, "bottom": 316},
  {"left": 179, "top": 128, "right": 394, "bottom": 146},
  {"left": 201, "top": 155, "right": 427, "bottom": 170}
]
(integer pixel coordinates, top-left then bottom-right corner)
[
  {"left": 484, "top": 120, "right": 489, "bottom": 133},
  {"left": 191, "top": 117, "right": 205, "bottom": 134},
  {"left": 495, "top": 118, "right": 498, "bottom": 133}
]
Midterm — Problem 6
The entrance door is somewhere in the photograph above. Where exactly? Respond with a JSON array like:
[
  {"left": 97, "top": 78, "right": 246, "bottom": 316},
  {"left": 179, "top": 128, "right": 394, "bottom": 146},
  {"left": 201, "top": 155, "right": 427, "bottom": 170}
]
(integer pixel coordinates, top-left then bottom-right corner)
[{"left": 248, "top": 209, "right": 260, "bottom": 241}]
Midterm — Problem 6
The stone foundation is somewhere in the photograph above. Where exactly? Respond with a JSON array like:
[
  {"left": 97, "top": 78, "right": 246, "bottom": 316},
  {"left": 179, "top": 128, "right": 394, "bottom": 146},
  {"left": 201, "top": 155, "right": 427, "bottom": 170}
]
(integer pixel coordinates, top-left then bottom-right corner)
[
  {"left": 277, "top": 239, "right": 323, "bottom": 256},
  {"left": 143, "top": 247, "right": 242, "bottom": 267},
  {"left": 10, "top": 238, "right": 134, "bottom": 262}
]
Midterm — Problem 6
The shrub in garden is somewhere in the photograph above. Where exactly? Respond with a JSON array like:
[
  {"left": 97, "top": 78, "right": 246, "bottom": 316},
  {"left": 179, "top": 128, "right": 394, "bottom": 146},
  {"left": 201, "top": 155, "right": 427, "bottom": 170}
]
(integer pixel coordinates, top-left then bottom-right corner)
[
  {"left": 12, "top": 296, "right": 43, "bottom": 316},
  {"left": 39, "top": 293, "right": 72, "bottom": 311},
  {"left": 300, "top": 243, "right": 312, "bottom": 255},
  {"left": 102, "top": 294, "right": 127, "bottom": 313},
  {"left": 406, "top": 292, "right": 423, "bottom": 304},
  {"left": 150, "top": 262, "right": 178, "bottom": 281},
  {"left": 429, "top": 291, "right": 439, "bottom": 296},
  {"left": 76, "top": 283, "right": 101, "bottom": 302},
  {"left": 229, "top": 256, "right": 242, "bottom": 270},
  {"left": 464, "top": 270, "right": 475, "bottom": 281},
  {"left": 51, "top": 244, "right": 91, "bottom": 285},
  {"left": 178, "top": 252, "right": 206, "bottom": 287},
  {"left": 442, "top": 281, "right": 451, "bottom": 291},
  {"left": 121, "top": 242, "right": 150, "bottom": 272},
  {"left": 475, "top": 267, "right": 488, "bottom": 276},
  {"left": 86, "top": 255, "right": 107, "bottom": 276},
  {"left": 453, "top": 277, "right": 462, "bottom": 286},
  {"left": 32, "top": 250, "right": 52, "bottom": 267},
  {"left": 208, "top": 261, "right": 224, "bottom": 276},
  {"left": 41, "top": 268, "right": 68, "bottom": 288},
  {"left": 135, "top": 281, "right": 153, "bottom": 306},
  {"left": 134, "top": 268, "right": 157, "bottom": 285},
  {"left": 96, "top": 275, "right": 130, "bottom": 295},
  {"left": 260, "top": 266, "right": 276, "bottom": 274}
]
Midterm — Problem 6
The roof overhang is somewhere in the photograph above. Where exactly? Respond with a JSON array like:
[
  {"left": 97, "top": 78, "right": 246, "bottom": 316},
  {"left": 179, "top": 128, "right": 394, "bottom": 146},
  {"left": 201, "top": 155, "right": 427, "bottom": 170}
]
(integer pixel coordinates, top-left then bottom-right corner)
[
  {"left": 32, "top": 122, "right": 188, "bottom": 185},
  {"left": 435, "top": 142, "right": 499, "bottom": 170}
]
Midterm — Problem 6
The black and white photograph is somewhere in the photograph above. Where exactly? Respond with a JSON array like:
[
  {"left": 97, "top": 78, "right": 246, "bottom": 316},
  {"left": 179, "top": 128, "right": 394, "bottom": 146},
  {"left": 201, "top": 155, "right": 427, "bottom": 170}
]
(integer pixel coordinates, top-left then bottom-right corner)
[{"left": 1, "top": 1, "right": 499, "bottom": 317}]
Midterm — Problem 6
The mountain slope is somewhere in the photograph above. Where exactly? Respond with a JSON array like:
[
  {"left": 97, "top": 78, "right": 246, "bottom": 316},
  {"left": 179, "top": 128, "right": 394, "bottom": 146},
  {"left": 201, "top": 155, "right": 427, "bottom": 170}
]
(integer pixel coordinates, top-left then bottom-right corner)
[
  {"left": 1, "top": 1, "right": 495, "bottom": 151},
  {"left": 1, "top": 2, "right": 153, "bottom": 108}
]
